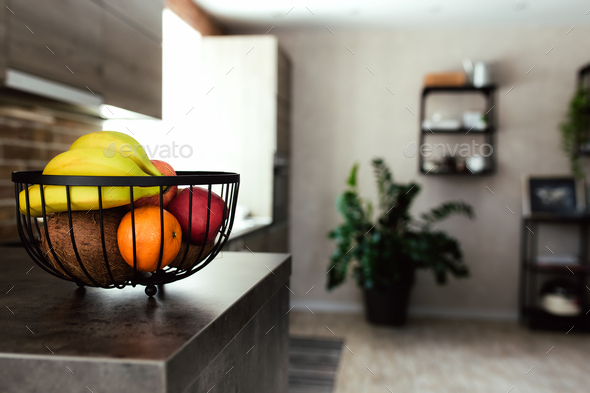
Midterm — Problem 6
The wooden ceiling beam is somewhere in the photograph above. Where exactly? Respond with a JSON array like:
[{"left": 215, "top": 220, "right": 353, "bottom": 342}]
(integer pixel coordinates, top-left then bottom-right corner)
[{"left": 166, "top": 0, "right": 226, "bottom": 36}]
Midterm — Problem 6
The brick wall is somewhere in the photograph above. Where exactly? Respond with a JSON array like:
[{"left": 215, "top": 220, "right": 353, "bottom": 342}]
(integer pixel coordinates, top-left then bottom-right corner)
[{"left": 0, "top": 106, "right": 102, "bottom": 241}]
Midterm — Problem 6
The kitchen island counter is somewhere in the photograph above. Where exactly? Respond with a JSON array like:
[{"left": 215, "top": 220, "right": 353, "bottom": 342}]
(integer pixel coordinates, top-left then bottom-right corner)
[{"left": 0, "top": 248, "right": 291, "bottom": 393}]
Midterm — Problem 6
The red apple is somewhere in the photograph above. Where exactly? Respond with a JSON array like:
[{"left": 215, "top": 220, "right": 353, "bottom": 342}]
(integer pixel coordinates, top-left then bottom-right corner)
[
  {"left": 133, "top": 160, "right": 178, "bottom": 209},
  {"left": 167, "top": 187, "right": 227, "bottom": 245}
]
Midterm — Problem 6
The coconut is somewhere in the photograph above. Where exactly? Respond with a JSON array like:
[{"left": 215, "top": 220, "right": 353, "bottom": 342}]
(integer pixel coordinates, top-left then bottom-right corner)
[
  {"left": 40, "top": 208, "right": 134, "bottom": 286},
  {"left": 169, "top": 241, "right": 216, "bottom": 270}
]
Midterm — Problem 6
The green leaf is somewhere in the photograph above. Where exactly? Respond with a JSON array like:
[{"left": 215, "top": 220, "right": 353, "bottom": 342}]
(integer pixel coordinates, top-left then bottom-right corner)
[
  {"left": 347, "top": 162, "right": 359, "bottom": 187},
  {"left": 420, "top": 201, "right": 474, "bottom": 229}
]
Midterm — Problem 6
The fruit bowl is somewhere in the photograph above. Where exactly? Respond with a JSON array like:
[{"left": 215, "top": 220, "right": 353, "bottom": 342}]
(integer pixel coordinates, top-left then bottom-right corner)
[{"left": 12, "top": 170, "right": 239, "bottom": 296}]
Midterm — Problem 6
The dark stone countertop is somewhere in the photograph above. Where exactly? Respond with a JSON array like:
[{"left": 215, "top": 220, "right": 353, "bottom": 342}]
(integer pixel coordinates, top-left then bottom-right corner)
[{"left": 0, "top": 247, "right": 291, "bottom": 393}]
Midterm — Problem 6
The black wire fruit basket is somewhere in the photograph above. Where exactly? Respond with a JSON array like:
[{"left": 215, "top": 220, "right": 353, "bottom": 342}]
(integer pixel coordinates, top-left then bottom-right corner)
[{"left": 12, "top": 171, "right": 239, "bottom": 296}]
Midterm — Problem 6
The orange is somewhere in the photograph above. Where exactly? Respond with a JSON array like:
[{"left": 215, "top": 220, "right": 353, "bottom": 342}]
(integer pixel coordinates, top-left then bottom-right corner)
[{"left": 117, "top": 206, "right": 182, "bottom": 272}]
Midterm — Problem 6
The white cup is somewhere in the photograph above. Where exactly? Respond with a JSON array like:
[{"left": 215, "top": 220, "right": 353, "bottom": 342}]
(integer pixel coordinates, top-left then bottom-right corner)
[{"left": 473, "top": 62, "right": 491, "bottom": 87}]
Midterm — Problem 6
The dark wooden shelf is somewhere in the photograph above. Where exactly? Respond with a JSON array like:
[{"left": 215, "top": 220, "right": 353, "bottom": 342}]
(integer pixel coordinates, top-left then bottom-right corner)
[
  {"left": 524, "top": 307, "right": 590, "bottom": 332},
  {"left": 524, "top": 262, "right": 590, "bottom": 275},
  {"left": 422, "top": 85, "right": 497, "bottom": 95},
  {"left": 523, "top": 213, "right": 590, "bottom": 222},
  {"left": 421, "top": 126, "right": 494, "bottom": 134},
  {"left": 420, "top": 168, "right": 495, "bottom": 176}
]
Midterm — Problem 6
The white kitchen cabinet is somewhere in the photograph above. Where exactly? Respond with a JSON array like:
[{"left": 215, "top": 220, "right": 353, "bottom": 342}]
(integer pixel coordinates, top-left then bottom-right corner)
[{"left": 199, "top": 36, "right": 291, "bottom": 223}]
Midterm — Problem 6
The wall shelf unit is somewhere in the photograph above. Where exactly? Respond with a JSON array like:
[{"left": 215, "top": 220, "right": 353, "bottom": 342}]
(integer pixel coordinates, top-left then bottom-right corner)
[
  {"left": 519, "top": 215, "right": 590, "bottom": 332},
  {"left": 419, "top": 85, "right": 497, "bottom": 175}
]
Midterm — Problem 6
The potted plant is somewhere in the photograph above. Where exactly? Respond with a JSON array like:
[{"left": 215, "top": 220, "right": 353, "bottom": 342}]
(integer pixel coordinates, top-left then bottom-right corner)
[
  {"left": 326, "top": 158, "right": 474, "bottom": 326},
  {"left": 561, "top": 85, "right": 590, "bottom": 179}
]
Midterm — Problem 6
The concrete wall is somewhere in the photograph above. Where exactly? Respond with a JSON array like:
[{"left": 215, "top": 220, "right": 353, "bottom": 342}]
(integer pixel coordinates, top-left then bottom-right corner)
[{"left": 274, "top": 27, "right": 590, "bottom": 319}]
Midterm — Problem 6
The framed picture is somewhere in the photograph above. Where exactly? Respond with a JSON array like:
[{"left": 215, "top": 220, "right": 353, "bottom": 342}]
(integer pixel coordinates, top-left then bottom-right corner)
[{"left": 522, "top": 176, "right": 586, "bottom": 216}]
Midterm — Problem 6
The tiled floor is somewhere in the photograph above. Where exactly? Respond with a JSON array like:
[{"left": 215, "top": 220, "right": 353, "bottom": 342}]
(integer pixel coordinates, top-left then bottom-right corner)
[{"left": 289, "top": 311, "right": 589, "bottom": 393}]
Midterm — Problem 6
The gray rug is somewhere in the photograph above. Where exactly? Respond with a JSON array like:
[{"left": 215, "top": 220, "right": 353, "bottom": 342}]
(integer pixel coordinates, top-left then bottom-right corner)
[{"left": 289, "top": 337, "right": 344, "bottom": 393}]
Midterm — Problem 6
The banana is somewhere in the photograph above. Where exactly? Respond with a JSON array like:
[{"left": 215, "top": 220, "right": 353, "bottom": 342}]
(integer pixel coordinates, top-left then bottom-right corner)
[
  {"left": 43, "top": 148, "right": 152, "bottom": 177},
  {"left": 19, "top": 146, "right": 162, "bottom": 217},
  {"left": 19, "top": 184, "right": 161, "bottom": 217},
  {"left": 69, "top": 131, "right": 162, "bottom": 177}
]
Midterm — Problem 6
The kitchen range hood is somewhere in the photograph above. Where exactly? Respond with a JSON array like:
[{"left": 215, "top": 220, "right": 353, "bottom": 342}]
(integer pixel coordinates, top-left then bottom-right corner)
[
  {"left": 1, "top": 69, "right": 154, "bottom": 120},
  {"left": 6, "top": 69, "right": 103, "bottom": 107}
]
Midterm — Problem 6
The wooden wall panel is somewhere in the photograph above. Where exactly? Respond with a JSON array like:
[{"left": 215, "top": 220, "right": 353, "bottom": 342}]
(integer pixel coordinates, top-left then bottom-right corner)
[
  {"left": 103, "top": 11, "right": 162, "bottom": 118},
  {"left": 7, "top": 0, "right": 102, "bottom": 93},
  {"left": 99, "top": 0, "right": 163, "bottom": 42}
]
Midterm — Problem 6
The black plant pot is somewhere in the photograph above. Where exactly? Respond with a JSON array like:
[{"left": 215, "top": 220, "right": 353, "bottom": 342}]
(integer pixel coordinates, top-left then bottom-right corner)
[{"left": 363, "top": 285, "right": 412, "bottom": 327}]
